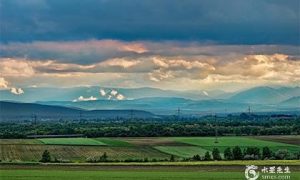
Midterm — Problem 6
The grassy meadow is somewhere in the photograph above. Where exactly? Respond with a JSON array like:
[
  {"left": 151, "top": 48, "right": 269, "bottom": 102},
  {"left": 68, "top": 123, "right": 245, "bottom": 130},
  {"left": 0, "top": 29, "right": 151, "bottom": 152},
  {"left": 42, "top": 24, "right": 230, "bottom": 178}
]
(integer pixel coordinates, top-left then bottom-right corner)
[
  {"left": 0, "top": 170, "right": 256, "bottom": 180},
  {"left": 1, "top": 163, "right": 300, "bottom": 180}
]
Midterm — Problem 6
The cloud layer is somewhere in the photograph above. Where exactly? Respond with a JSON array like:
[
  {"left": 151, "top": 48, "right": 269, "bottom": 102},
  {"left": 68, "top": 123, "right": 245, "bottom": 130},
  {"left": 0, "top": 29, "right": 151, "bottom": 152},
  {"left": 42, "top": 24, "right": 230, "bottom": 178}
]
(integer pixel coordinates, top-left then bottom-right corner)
[
  {"left": 0, "top": 1, "right": 299, "bottom": 92},
  {"left": 1, "top": 0, "right": 299, "bottom": 44},
  {"left": 1, "top": 44, "right": 299, "bottom": 91}
]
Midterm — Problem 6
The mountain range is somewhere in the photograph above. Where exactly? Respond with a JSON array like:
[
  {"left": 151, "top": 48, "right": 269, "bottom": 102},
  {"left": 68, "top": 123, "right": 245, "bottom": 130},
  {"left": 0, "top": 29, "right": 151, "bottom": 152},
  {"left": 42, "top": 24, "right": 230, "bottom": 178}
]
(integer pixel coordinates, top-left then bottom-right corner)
[
  {"left": 0, "top": 86, "right": 299, "bottom": 116},
  {"left": 0, "top": 101, "right": 156, "bottom": 121}
]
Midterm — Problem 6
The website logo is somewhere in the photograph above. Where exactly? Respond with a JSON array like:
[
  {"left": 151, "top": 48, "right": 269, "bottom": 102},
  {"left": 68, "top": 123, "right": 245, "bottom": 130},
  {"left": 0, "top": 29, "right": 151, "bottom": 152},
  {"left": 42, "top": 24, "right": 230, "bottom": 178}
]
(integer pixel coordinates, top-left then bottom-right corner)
[
  {"left": 245, "top": 165, "right": 260, "bottom": 180},
  {"left": 245, "top": 165, "right": 291, "bottom": 180}
]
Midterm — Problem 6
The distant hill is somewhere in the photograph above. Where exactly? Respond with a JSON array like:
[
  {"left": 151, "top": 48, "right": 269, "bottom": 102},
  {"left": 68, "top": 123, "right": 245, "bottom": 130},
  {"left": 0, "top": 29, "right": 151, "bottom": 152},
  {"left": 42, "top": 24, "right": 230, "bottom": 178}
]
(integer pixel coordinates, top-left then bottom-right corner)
[
  {"left": 1, "top": 86, "right": 299, "bottom": 115},
  {"left": 0, "top": 86, "right": 230, "bottom": 102},
  {"left": 228, "top": 86, "right": 300, "bottom": 104},
  {"left": 37, "top": 97, "right": 275, "bottom": 115},
  {"left": 279, "top": 96, "right": 300, "bottom": 107},
  {"left": 0, "top": 101, "right": 156, "bottom": 121}
]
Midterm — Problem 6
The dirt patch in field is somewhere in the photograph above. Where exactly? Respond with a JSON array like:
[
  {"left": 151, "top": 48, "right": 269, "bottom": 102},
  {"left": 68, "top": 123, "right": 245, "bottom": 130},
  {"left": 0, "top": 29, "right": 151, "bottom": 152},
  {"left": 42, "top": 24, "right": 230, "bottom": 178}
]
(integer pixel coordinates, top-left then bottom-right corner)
[
  {"left": 0, "top": 144, "right": 169, "bottom": 162},
  {"left": 252, "top": 135, "right": 300, "bottom": 146},
  {"left": 0, "top": 139, "right": 41, "bottom": 145}
]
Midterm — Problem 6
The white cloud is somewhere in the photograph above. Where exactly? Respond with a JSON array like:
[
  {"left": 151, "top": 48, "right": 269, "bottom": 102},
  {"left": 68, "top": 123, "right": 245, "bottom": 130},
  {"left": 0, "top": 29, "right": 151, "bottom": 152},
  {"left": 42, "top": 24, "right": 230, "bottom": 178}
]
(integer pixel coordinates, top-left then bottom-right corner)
[
  {"left": 0, "top": 58, "right": 35, "bottom": 77},
  {"left": 73, "top": 96, "right": 97, "bottom": 102},
  {"left": 0, "top": 77, "right": 9, "bottom": 89},
  {"left": 110, "top": 90, "right": 118, "bottom": 96},
  {"left": 116, "top": 94, "right": 125, "bottom": 100},
  {"left": 98, "top": 89, "right": 127, "bottom": 100},
  {"left": 10, "top": 87, "right": 24, "bottom": 95},
  {"left": 99, "top": 89, "right": 106, "bottom": 96}
]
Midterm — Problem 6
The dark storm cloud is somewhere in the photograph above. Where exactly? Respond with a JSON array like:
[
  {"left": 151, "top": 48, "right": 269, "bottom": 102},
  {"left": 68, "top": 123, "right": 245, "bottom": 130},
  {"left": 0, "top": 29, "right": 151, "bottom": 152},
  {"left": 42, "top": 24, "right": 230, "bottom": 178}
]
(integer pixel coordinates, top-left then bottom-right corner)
[{"left": 0, "top": 0, "right": 299, "bottom": 45}]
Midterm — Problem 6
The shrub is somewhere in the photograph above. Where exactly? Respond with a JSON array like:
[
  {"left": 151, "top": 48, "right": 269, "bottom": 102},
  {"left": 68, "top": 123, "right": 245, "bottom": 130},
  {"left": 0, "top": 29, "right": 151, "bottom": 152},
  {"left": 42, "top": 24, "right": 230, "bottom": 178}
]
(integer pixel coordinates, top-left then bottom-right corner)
[{"left": 40, "top": 150, "right": 51, "bottom": 162}]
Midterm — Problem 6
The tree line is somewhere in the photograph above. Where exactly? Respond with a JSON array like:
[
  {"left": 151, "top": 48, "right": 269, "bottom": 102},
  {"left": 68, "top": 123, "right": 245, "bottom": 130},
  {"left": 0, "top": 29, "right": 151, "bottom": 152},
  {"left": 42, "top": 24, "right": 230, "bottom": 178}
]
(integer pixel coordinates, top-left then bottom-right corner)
[
  {"left": 1, "top": 116, "right": 299, "bottom": 138},
  {"left": 39, "top": 146, "right": 300, "bottom": 163}
]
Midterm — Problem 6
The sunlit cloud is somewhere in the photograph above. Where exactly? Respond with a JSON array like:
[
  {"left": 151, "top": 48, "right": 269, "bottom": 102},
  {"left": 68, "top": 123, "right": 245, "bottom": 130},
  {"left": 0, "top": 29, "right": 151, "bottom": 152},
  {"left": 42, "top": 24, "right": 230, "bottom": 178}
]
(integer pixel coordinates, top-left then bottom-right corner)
[
  {"left": 10, "top": 87, "right": 24, "bottom": 95},
  {"left": 73, "top": 96, "right": 97, "bottom": 102},
  {"left": 0, "top": 47, "right": 299, "bottom": 91},
  {"left": 99, "top": 89, "right": 106, "bottom": 96},
  {"left": 0, "top": 77, "right": 9, "bottom": 89},
  {"left": 98, "top": 88, "right": 126, "bottom": 100}
]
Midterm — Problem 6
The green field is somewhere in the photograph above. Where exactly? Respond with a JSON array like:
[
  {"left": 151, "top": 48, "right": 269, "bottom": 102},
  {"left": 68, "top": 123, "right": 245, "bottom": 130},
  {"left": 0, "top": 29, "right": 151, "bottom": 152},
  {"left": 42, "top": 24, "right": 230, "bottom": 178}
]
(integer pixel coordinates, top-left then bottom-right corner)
[
  {"left": 94, "top": 138, "right": 132, "bottom": 147},
  {"left": 155, "top": 146, "right": 208, "bottom": 158},
  {"left": 1, "top": 165, "right": 300, "bottom": 180},
  {"left": 0, "top": 136, "right": 299, "bottom": 162},
  {"left": 0, "top": 170, "right": 248, "bottom": 180},
  {"left": 173, "top": 137, "right": 300, "bottom": 153},
  {"left": 38, "top": 138, "right": 106, "bottom": 146}
]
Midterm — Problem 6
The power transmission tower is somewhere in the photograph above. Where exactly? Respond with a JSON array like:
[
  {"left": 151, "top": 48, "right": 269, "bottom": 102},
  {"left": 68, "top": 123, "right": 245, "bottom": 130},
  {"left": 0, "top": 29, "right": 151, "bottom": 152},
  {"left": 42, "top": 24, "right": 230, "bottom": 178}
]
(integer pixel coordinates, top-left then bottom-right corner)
[
  {"left": 130, "top": 109, "right": 134, "bottom": 120},
  {"left": 248, "top": 106, "right": 251, "bottom": 115},
  {"left": 214, "top": 114, "right": 219, "bottom": 143},
  {"left": 177, "top": 107, "right": 181, "bottom": 120},
  {"left": 79, "top": 111, "right": 83, "bottom": 122},
  {"left": 32, "top": 114, "right": 37, "bottom": 125}
]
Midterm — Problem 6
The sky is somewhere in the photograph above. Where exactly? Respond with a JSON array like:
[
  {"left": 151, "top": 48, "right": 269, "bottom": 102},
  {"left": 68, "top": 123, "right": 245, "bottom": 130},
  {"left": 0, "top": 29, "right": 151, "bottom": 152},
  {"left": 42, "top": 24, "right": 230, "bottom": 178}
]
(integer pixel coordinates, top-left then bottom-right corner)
[{"left": 0, "top": 0, "right": 299, "bottom": 93}]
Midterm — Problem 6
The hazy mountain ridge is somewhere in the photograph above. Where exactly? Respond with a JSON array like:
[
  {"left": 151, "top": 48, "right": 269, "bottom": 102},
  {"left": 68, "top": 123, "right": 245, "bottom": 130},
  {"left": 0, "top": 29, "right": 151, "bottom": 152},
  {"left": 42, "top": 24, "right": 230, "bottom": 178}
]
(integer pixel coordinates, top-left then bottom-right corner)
[
  {"left": 279, "top": 96, "right": 300, "bottom": 107},
  {"left": 0, "top": 86, "right": 228, "bottom": 102},
  {"left": 229, "top": 86, "right": 300, "bottom": 104},
  {"left": 0, "top": 101, "right": 156, "bottom": 121},
  {"left": 35, "top": 97, "right": 285, "bottom": 115},
  {"left": 0, "top": 86, "right": 299, "bottom": 115}
]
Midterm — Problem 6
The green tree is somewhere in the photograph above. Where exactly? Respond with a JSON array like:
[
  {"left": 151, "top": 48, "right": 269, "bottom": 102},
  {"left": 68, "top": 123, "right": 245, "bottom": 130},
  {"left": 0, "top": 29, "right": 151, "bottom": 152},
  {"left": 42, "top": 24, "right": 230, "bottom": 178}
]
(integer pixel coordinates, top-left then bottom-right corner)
[
  {"left": 204, "top": 151, "right": 212, "bottom": 161},
  {"left": 232, "top": 146, "right": 243, "bottom": 160},
  {"left": 40, "top": 150, "right": 51, "bottom": 162},
  {"left": 212, "top": 148, "right": 222, "bottom": 160},
  {"left": 192, "top": 154, "right": 201, "bottom": 161},
  {"left": 224, "top": 147, "right": 233, "bottom": 160},
  {"left": 244, "top": 147, "right": 261, "bottom": 160},
  {"left": 170, "top": 155, "right": 175, "bottom": 161},
  {"left": 274, "top": 149, "right": 290, "bottom": 160},
  {"left": 262, "top": 147, "right": 272, "bottom": 159},
  {"left": 100, "top": 152, "right": 108, "bottom": 162}
]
